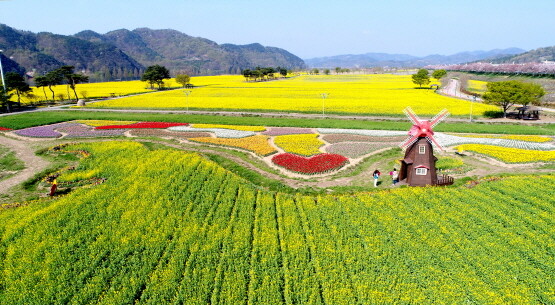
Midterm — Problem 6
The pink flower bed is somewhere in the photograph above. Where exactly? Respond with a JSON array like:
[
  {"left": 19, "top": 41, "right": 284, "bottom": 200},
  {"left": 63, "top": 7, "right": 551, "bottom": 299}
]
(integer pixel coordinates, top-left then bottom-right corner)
[
  {"left": 262, "top": 127, "right": 314, "bottom": 136},
  {"left": 95, "top": 122, "right": 189, "bottom": 129},
  {"left": 271, "top": 153, "right": 348, "bottom": 174},
  {"left": 322, "top": 134, "right": 406, "bottom": 144},
  {"left": 326, "top": 142, "right": 393, "bottom": 158},
  {"left": 128, "top": 129, "right": 212, "bottom": 138}
]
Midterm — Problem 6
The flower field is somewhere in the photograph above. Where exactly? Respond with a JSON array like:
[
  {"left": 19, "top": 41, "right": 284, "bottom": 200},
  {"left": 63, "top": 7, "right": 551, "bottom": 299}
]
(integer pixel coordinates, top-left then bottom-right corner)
[
  {"left": 325, "top": 142, "right": 392, "bottom": 158},
  {"left": 27, "top": 79, "right": 180, "bottom": 103},
  {"left": 190, "top": 135, "right": 277, "bottom": 156},
  {"left": 273, "top": 134, "right": 324, "bottom": 156},
  {"left": 95, "top": 122, "right": 189, "bottom": 129},
  {"left": 466, "top": 80, "right": 488, "bottom": 94},
  {"left": 192, "top": 124, "right": 266, "bottom": 131},
  {"left": 458, "top": 134, "right": 553, "bottom": 143},
  {"left": 1, "top": 141, "right": 554, "bottom": 303},
  {"left": 272, "top": 153, "right": 349, "bottom": 174},
  {"left": 457, "top": 144, "right": 555, "bottom": 163},
  {"left": 76, "top": 120, "right": 137, "bottom": 127},
  {"left": 8, "top": 121, "right": 555, "bottom": 175},
  {"left": 86, "top": 74, "right": 498, "bottom": 116}
]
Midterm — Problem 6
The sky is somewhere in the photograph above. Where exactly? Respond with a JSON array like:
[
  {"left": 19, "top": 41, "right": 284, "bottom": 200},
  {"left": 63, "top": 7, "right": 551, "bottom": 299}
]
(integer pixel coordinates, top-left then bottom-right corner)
[{"left": 1, "top": 0, "right": 555, "bottom": 59}]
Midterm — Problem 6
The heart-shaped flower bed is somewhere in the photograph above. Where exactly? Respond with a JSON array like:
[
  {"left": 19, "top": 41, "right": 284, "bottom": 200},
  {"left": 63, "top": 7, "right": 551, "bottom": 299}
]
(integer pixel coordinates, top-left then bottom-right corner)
[
  {"left": 271, "top": 153, "right": 348, "bottom": 174},
  {"left": 95, "top": 122, "right": 189, "bottom": 129}
]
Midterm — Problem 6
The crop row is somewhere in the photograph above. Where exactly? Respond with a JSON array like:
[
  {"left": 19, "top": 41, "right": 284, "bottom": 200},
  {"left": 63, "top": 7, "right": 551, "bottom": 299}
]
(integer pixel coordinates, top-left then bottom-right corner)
[{"left": 1, "top": 142, "right": 554, "bottom": 303}]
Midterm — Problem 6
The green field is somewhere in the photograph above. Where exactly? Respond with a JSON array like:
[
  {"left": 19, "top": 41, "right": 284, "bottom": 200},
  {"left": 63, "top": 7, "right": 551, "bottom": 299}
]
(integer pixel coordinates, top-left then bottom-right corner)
[
  {"left": 1, "top": 110, "right": 554, "bottom": 135},
  {"left": 1, "top": 141, "right": 554, "bottom": 304}
]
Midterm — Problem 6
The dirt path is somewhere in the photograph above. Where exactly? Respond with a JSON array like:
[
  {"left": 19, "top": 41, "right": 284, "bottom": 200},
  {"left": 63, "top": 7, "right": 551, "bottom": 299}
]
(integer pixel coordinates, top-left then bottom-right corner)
[
  {"left": 440, "top": 78, "right": 478, "bottom": 101},
  {"left": 0, "top": 135, "right": 50, "bottom": 194}
]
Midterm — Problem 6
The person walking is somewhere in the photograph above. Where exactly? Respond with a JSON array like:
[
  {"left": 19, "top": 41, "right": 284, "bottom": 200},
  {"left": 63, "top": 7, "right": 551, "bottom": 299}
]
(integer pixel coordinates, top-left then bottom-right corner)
[
  {"left": 373, "top": 169, "right": 381, "bottom": 187},
  {"left": 389, "top": 168, "right": 399, "bottom": 185}
]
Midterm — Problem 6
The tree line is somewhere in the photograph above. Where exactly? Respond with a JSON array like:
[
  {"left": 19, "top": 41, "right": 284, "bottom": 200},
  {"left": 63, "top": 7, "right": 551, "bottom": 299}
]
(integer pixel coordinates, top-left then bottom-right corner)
[
  {"left": 1, "top": 65, "right": 89, "bottom": 112},
  {"left": 242, "top": 67, "right": 288, "bottom": 82}
]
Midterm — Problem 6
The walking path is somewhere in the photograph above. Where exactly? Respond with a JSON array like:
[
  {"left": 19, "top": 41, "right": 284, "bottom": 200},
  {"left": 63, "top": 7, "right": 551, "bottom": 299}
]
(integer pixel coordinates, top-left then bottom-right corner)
[
  {"left": 0, "top": 135, "right": 50, "bottom": 195},
  {"left": 439, "top": 78, "right": 555, "bottom": 114}
]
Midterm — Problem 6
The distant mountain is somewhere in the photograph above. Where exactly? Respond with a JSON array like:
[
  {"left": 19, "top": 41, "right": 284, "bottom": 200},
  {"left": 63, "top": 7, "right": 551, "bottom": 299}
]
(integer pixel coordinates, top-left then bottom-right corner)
[
  {"left": 305, "top": 48, "right": 526, "bottom": 68},
  {"left": 93, "top": 28, "right": 305, "bottom": 75},
  {"left": 491, "top": 46, "right": 555, "bottom": 64},
  {"left": 0, "top": 24, "right": 306, "bottom": 81}
]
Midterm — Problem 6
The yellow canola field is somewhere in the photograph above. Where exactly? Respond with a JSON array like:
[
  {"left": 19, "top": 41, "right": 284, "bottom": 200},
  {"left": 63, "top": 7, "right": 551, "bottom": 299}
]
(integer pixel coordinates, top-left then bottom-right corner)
[
  {"left": 28, "top": 79, "right": 181, "bottom": 102},
  {"left": 457, "top": 144, "right": 555, "bottom": 163},
  {"left": 466, "top": 80, "right": 488, "bottom": 94},
  {"left": 87, "top": 74, "right": 498, "bottom": 116}
]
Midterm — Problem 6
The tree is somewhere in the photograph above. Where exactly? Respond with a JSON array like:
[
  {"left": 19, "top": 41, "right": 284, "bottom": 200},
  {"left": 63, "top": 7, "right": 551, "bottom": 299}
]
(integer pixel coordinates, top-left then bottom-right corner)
[
  {"left": 335, "top": 67, "right": 342, "bottom": 74},
  {"left": 141, "top": 65, "right": 171, "bottom": 89},
  {"left": 482, "top": 81, "right": 545, "bottom": 117},
  {"left": 5, "top": 72, "right": 31, "bottom": 106},
  {"left": 412, "top": 69, "right": 430, "bottom": 88},
  {"left": 0, "top": 85, "right": 14, "bottom": 112},
  {"left": 312, "top": 68, "right": 319, "bottom": 75},
  {"left": 432, "top": 69, "right": 447, "bottom": 80},
  {"left": 34, "top": 75, "right": 49, "bottom": 101},
  {"left": 175, "top": 74, "right": 191, "bottom": 87},
  {"left": 57, "top": 66, "right": 89, "bottom": 101},
  {"left": 279, "top": 68, "right": 287, "bottom": 77},
  {"left": 44, "top": 70, "right": 64, "bottom": 101},
  {"left": 323, "top": 69, "right": 331, "bottom": 75}
]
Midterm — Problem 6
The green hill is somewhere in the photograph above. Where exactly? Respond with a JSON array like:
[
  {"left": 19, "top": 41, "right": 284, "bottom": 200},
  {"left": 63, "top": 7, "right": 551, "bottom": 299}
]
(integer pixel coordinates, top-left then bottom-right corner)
[
  {"left": 0, "top": 141, "right": 553, "bottom": 304},
  {"left": 493, "top": 46, "right": 555, "bottom": 63},
  {"left": 0, "top": 24, "right": 306, "bottom": 81}
]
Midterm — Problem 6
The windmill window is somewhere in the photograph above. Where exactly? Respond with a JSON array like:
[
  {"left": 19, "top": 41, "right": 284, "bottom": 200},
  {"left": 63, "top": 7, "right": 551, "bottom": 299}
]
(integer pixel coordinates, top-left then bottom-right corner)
[
  {"left": 415, "top": 168, "right": 427, "bottom": 175},
  {"left": 418, "top": 145, "right": 426, "bottom": 154}
]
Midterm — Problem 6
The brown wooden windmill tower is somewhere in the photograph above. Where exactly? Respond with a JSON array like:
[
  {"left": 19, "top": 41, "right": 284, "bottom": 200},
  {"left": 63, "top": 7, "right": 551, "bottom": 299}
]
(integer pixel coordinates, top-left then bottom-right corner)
[{"left": 398, "top": 107, "right": 454, "bottom": 186}]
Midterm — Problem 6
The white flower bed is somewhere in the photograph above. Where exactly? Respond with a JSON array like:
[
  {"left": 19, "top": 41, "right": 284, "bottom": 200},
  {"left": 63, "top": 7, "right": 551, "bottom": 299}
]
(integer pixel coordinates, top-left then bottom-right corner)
[
  {"left": 317, "top": 128, "right": 407, "bottom": 137},
  {"left": 434, "top": 133, "right": 555, "bottom": 151},
  {"left": 168, "top": 126, "right": 255, "bottom": 138},
  {"left": 318, "top": 128, "right": 555, "bottom": 151}
]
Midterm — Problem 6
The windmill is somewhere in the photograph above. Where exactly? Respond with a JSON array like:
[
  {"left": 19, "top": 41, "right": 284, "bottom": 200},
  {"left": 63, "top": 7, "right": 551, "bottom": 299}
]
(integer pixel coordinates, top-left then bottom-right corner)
[{"left": 398, "top": 107, "right": 453, "bottom": 186}]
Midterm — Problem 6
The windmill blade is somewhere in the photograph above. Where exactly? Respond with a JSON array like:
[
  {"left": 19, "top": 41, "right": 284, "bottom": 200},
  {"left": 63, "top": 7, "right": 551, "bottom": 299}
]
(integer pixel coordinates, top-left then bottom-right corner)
[
  {"left": 426, "top": 135, "right": 445, "bottom": 151},
  {"left": 430, "top": 109, "right": 450, "bottom": 128},
  {"left": 399, "top": 135, "right": 419, "bottom": 150},
  {"left": 403, "top": 107, "right": 421, "bottom": 125}
]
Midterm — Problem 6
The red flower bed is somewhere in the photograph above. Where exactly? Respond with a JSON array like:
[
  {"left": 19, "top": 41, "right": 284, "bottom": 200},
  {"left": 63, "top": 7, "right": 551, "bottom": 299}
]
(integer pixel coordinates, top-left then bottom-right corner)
[
  {"left": 272, "top": 153, "right": 348, "bottom": 174},
  {"left": 95, "top": 122, "right": 189, "bottom": 129},
  {"left": 0, "top": 127, "right": 11, "bottom": 131}
]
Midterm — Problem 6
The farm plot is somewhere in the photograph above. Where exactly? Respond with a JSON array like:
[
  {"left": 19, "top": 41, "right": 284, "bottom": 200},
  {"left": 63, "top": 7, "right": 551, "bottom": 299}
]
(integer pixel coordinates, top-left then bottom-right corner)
[
  {"left": 86, "top": 74, "right": 498, "bottom": 116},
  {"left": 8, "top": 122, "right": 555, "bottom": 177},
  {"left": 0, "top": 141, "right": 554, "bottom": 304}
]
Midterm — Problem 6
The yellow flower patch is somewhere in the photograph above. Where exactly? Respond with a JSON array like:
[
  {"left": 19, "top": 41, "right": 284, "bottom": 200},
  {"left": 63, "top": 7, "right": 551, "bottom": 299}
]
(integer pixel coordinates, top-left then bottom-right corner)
[
  {"left": 190, "top": 135, "right": 276, "bottom": 156},
  {"left": 274, "top": 134, "right": 323, "bottom": 156},
  {"left": 76, "top": 120, "right": 137, "bottom": 127},
  {"left": 192, "top": 124, "right": 266, "bottom": 131},
  {"left": 86, "top": 74, "right": 498, "bottom": 116},
  {"left": 457, "top": 144, "right": 555, "bottom": 163}
]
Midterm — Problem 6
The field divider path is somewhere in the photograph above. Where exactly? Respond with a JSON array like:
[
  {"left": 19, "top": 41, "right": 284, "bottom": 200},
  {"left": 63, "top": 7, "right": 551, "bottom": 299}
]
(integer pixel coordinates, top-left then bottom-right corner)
[{"left": 0, "top": 134, "right": 50, "bottom": 195}]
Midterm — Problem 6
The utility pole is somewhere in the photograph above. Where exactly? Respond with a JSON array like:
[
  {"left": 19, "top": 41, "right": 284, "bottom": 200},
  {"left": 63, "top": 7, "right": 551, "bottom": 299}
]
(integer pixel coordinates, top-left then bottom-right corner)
[
  {"left": 0, "top": 50, "right": 9, "bottom": 112},
  {"left": 184, "top": 90, "right": 191, "bottom": 112},
  {"left": 321, "top": 93, "right": 329, "bottom": 117}
]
